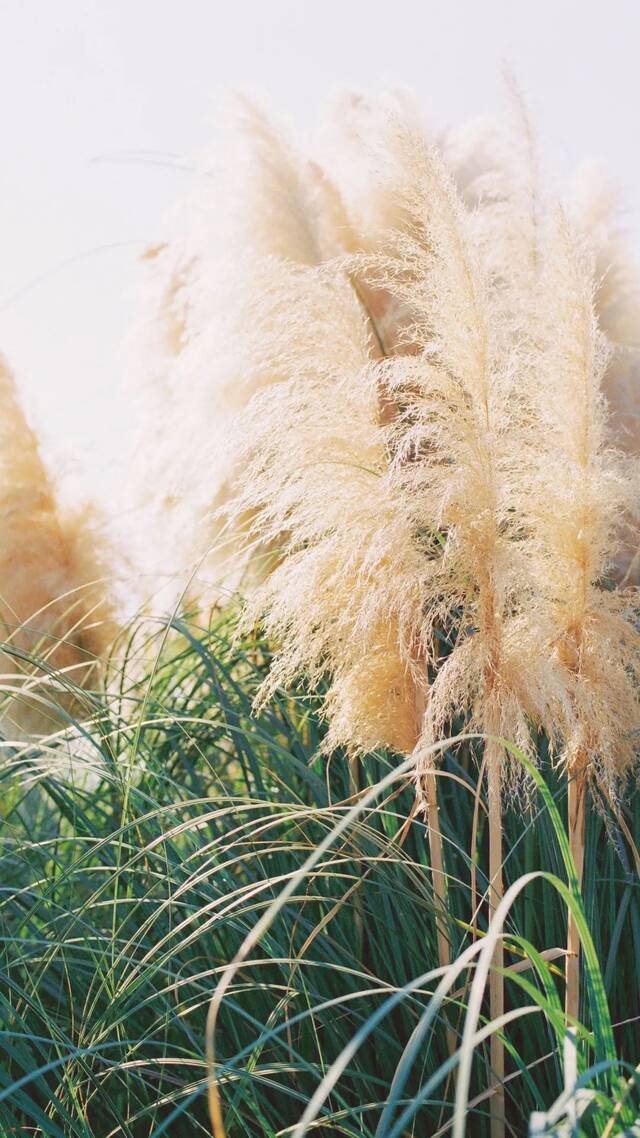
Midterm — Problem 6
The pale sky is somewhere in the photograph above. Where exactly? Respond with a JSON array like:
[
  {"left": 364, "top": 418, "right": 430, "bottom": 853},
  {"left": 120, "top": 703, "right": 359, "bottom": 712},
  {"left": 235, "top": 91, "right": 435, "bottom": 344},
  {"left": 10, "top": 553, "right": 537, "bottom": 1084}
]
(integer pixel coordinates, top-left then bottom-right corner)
[{"left": 0, "top": 0, "right": 638, "bottom": 513}]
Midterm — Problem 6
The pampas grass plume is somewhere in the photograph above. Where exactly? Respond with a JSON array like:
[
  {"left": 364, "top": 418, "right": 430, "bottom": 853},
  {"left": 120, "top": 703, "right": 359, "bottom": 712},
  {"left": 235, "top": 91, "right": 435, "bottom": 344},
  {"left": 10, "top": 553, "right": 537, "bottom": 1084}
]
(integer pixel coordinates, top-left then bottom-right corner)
[{"left": 0, "top": 358, "right": 114, "bottom": 734}]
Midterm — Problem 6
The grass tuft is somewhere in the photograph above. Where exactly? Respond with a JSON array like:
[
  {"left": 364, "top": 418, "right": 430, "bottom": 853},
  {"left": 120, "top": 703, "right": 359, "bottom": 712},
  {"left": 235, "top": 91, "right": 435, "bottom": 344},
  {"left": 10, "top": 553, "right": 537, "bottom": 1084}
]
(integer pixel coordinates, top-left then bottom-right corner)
[{"left": 1, "top": 610, "right": 639, "bottom": 1136}]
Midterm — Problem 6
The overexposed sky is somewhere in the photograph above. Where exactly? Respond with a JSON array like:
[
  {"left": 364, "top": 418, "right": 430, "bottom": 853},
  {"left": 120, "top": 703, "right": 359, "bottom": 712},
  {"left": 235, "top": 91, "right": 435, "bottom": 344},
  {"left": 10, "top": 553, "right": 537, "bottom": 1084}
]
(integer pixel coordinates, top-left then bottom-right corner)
[{"left": 0, "top": 0, "right": 638, "bottom": 510}]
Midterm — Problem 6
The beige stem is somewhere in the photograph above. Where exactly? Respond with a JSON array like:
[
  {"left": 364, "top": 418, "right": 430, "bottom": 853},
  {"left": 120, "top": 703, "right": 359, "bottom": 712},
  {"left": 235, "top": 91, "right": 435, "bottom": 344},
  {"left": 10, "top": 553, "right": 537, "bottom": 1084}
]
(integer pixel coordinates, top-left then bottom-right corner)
[
  {"left": 425, "top": 769, "right": 457, "bottom": 1061},
  {"left": 415, "top": 678, "right": 454, "bottom": 1055},
  {"left": 487, "top": 745, "right": 505, "bottom": 1138},
  {"left": 348, "top": 753, "right": 365, "bottom": 955},
  {"left": 424, "top": 769, "right": 449, "bottom": 973},
  {"left": 565, "top": 772, "right": 586, "bottom": 1106}
]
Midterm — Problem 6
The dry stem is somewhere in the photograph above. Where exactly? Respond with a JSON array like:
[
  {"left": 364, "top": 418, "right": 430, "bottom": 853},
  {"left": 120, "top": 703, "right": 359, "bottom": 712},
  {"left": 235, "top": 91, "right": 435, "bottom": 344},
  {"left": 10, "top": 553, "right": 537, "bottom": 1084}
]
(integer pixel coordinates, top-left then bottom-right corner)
[
  {"left": 565, "top": 770, "right": 587, "bottom": 1108},
  {"left": 487, "top": 744, "right": 506, "bottom": 1138},
  {"left": 415, "top": 674, "right": 454, "bottom": 1057}
]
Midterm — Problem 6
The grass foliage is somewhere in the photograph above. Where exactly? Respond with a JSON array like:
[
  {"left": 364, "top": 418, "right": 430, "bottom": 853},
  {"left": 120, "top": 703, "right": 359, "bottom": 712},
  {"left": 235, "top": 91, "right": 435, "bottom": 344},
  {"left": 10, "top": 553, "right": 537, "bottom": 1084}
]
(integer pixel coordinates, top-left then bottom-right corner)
[{"left": 1, "top": 611, "right": 639, "bottom": 1136}]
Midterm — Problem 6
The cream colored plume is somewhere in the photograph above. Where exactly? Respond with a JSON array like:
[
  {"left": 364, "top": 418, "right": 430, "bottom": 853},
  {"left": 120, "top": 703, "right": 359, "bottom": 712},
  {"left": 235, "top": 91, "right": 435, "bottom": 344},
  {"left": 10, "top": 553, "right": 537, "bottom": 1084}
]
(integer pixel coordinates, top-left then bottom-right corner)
[
  {"left": 360, "top": 119, "right": 549, "bottom": 793},
  {"left": 221, "top": 257, "right": 425, "bottom": 756},
  {"left": 570, "top": 167, "right": 640, "bottom": 582},
  {"left": 529, "top": 211, "right": 640, "bottom": 792},
  {"left": 126, "top": 97, "right": 359, "bottom": 610},
  {"left": 0, "top": 358, "right": 114, "bottom": 735}
]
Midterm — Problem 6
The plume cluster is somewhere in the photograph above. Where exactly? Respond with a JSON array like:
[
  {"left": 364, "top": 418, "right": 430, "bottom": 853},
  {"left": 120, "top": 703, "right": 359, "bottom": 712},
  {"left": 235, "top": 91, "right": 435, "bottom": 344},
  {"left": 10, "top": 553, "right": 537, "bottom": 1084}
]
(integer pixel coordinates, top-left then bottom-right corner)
[
  {"left": 0, "top": 358, "right": 115, "bottom": 735},
  {"left": 130, "top": 90, "right": 639, "bottom": 803}
]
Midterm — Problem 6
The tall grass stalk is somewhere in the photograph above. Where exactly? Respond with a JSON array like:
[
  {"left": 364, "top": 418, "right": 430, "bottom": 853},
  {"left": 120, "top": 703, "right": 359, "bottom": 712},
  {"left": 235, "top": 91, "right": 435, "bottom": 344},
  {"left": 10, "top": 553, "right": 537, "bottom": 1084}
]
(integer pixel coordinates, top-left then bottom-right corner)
[
  {"left": 487, "top": 745, "right": 506, "bottom": 1137},
  {"left": 565, "top": 772, "right": 587, "bottom": 1115}
]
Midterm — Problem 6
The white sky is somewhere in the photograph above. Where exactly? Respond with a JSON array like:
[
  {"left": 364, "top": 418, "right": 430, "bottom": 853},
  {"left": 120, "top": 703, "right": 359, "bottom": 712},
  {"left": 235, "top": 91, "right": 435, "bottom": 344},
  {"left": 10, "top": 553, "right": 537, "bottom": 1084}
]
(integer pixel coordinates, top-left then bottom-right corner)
[{"left": 0, "top": 0, "right": 638, "bottom": 512}]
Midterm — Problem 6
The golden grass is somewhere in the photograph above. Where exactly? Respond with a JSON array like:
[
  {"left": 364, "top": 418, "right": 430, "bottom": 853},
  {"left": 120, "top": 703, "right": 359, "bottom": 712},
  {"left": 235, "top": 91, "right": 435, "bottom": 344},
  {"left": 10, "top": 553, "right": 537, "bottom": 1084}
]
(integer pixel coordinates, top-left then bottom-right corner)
[{"left": 0, "top": 358, "right": 114, "bottom": 734}]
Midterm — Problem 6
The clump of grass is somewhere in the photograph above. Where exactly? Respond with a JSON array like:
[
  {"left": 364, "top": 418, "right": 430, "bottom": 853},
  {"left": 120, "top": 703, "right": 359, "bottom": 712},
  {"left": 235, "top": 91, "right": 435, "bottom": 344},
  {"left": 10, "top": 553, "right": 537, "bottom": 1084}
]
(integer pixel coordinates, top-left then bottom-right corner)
[
  {"left": 1, "top": 84, "right": 638, "bottom": 1138},
  {"left": 214, "top": 94, "right": 639, "bottom": 1136},
  {"left": 1, "top": 613, "right": 639, "bottom": 1137}
]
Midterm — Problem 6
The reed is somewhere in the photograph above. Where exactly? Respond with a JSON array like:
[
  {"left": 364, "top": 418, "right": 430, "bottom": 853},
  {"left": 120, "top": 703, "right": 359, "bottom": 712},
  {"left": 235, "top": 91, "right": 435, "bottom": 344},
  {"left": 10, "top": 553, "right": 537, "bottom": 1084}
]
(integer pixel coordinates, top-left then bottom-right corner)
[{"left": 528, "top": 209, "right": 640, "bottom": 1100}]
